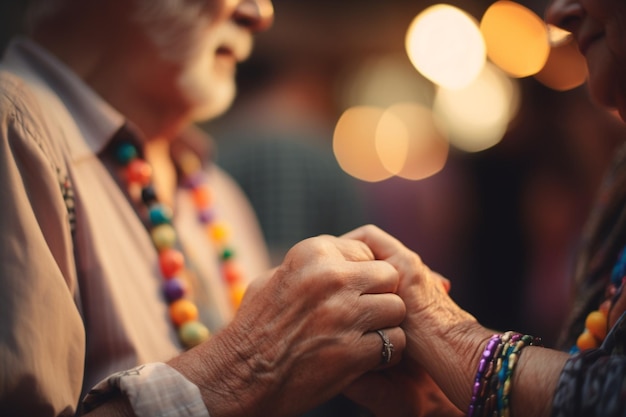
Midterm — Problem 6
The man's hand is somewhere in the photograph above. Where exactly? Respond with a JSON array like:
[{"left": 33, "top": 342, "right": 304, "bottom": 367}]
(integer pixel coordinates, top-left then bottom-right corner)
[{"left": 170, "top": 233, "right": 407, "bottom": 417}]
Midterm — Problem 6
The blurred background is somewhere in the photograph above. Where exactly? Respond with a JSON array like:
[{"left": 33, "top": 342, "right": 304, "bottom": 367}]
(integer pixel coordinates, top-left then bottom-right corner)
[
  {"left": 207, "top": 0, "right": 626, "bottom": 347},
  {"left": 3, "top": 0, "right": 626, "bottom": 349}
]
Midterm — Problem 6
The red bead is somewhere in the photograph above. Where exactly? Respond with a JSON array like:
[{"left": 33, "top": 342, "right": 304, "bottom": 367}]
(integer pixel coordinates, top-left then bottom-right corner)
[
  {"left": 222, "top": 260, "right": 242, "bottom": 285},
  {"left": 159, "top": 249, "right": 184, "bottom": 278},
  {"left": 125, "top": 159, "right": 152, "bottom": 186}
]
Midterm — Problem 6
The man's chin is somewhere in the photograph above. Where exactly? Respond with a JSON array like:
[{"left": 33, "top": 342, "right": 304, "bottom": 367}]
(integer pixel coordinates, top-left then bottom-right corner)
[{"left": 189, "top": 90, "right": 236, "bottom": 122}]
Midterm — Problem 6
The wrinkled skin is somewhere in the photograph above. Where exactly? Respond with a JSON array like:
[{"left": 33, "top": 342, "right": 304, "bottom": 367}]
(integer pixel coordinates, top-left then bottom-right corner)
[{"left": 169, "top": 233, "right": 408, "bottom": 417}]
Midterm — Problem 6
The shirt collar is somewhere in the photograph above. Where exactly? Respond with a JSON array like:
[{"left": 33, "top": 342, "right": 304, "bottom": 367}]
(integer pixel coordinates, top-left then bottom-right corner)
[{"left": 1, "top": 37, "right": 126, "bottom": 161}]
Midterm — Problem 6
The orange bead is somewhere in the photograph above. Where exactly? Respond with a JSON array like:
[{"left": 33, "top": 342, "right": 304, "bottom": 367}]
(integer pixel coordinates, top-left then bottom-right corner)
[
  {"left": 230, "top": 283, "right": 247, "bottom": 309},
  {"left": 208, "top": 222, "right": 229, "bottom": 244},
  {"left": 192, "top": 186, "right": 213, "bottom": 209},
  {"left": 585, "top": 310, "right": 608, "bottom": 341},
  {"left": 125, "top": 159, "right": 152, "bottom": 186},
  {"left": 222, "top": 260, "right": 242, "bottom": 285},
  {"left": 159, "top": 248, "right": 184, "bottom": 278},
  {"left": 169, "top": 299, "right": 198, "bottom": 326},
  {"left": 576, "top": 329, "right": 599, "bottom": 351}
]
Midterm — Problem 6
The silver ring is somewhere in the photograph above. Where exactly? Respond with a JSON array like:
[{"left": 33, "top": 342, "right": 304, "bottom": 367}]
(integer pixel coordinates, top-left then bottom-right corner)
[{"left": 376, "top": 330, "right": 394, "bottom": 364}]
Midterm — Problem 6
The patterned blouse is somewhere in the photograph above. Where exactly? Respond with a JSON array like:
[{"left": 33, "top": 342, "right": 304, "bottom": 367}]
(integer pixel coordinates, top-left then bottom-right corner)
[{"left": 551, "top": 143, "right": 626, "bottom": 416}]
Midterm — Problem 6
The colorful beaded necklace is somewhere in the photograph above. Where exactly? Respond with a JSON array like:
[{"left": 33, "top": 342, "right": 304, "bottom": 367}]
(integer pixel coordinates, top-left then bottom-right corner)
[
  {"left": 114, "top": 141, "right": 247, "bottom": 349},
  {"left": 571, "top": 247, "right": 626, "bottom": 353}
]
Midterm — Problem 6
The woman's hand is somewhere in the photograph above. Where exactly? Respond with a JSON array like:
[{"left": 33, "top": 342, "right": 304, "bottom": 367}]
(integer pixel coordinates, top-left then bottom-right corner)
[{"left": 343, "top": 225, "right": 493, "bottom": 411}]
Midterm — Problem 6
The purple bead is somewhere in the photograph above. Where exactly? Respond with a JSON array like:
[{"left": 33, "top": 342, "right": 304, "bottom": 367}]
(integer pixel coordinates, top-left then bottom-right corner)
[
  {"left": 163, "top": 278, "right": 186, "bottom": 302},
  {"left": 472, "top": 381, "right": 481, "bottom": 396},
  {"left": 198, "top": 208, "right": 215, "bottom": 224},
  {"left": 487, "top": 338, "right": 499, "bottom": 350},
  {"left": 478, "top": 358, "right": 487, "bottom": 373},
  {"left": 183, "top": 172, "right": 205, "bottom": 189}
]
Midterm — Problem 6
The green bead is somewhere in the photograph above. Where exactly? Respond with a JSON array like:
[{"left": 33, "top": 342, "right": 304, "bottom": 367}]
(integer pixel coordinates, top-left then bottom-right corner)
[
  {"left": 179, "top": 321, "right": 210, "bottom": 348},
  {"left": 221, "top": 247, "right": 235, "bottom": 260},
  {"left": 115, "top": 143, "right": 137, "bottom": 165},
  {"left": 148, "top": 203, "right": 173, "bottom": 225}
]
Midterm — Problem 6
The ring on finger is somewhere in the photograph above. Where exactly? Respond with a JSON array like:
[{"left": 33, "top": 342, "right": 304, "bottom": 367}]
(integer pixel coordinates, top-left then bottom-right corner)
[{"left": 375, "top": 329, "right": 394, "bottom": 364}]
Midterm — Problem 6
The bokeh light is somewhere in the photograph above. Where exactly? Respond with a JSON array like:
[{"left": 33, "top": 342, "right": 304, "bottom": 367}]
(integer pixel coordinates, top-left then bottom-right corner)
[
  {"left": 433, "top": 62, "right": 520, "bottom": 152},
  {"left": 332, "top": 1, "right": 586, "bottom": 181},
  {"left": 535, "top": 31, "right": 587, "bottom": 91},
  {"left": 405, "top": 4, "right": 486, "bottom": 90},
  {"left": 480, "top": 1, "right": 550, "bottom": 78},
  {"left": 374, "top": 108, "right": 409, "bottom": 176},
  {"left": 340, "top": 54, "right": 435, "bottom": 109},
  {"left": 377, "top": 103, "right": 449, "bottom": 180},
  {"left": 333, "top": 106, "right": 393, "bottom": 182}
]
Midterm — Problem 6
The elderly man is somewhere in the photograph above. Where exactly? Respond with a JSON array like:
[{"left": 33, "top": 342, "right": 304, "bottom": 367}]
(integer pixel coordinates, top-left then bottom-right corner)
[{"left": 0, "top": 0, "right": 406, "bottom": 415}]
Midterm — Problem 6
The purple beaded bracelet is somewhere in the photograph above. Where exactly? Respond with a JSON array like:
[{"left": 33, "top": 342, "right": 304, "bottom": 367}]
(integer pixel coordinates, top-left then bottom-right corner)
[{"left": 468, "top": 334, "right": 502, "bottom": 417}]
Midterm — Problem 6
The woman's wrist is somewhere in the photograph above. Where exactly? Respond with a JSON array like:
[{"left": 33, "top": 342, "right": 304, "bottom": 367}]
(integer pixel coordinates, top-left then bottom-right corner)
[
  {"left": 407, "top": 316, "right": 494, "bottom": 411},
  {"left": 510, "top": 346, "right": 569, "bottom": 417}
]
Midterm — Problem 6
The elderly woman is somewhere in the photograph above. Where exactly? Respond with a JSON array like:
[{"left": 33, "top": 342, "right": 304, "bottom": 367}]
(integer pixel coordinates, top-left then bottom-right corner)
[{"left": 345, "top": 1, "right": 626, "bottom": 416}]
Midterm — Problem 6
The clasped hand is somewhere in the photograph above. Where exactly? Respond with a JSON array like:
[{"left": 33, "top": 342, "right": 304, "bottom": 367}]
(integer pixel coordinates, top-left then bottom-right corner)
[{"left": 171, "top": 225, "right": 467, "bottom": 417}]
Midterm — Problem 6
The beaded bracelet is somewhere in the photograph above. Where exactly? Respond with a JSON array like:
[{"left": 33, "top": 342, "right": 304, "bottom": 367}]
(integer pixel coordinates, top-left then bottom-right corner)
[
  {"left": 468, "top": 334, "right": 500, "bottom": 417},
  {"left": 468, "top": 331, "right": 542, "bottom": 417}
]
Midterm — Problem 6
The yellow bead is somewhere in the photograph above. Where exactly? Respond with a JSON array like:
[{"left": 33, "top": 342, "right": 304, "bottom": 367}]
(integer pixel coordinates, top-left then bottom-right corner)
[
  {"left": 169, "top": 299, "right": 198, "bottom": 326},
  {"left": 152, "top": 224, "right": 176, "bottom": 250},
  {"left": 585, "top": 310, "right": 608, "bottom": 341},
  {"left": 576, "top": 329, "right": 599, "bottom": 351},
  {"left": 179, "top": 321, "right": 210, "bottom": 348},
  {"left": 208, "top": 222, "right": 229, "bottom": 244},
  {"left": 230, "top": 282, "right": 247, "bottom": 309}
]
